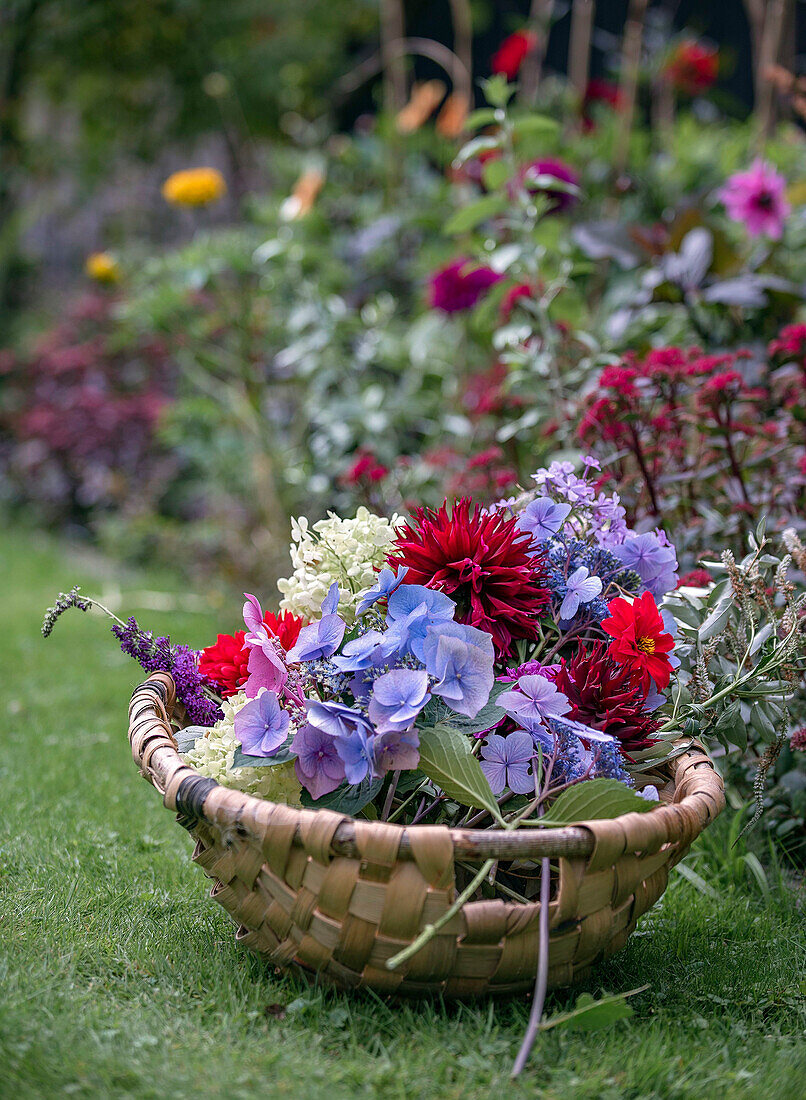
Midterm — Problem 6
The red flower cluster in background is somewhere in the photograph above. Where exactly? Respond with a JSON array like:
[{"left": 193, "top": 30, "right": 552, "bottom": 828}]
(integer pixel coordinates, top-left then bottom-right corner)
[
  {"left": 389, "top": 498, "right": 549, "bottom": 655},
  {"left": 340, "top": 448, "right": 389, "bottom": 487},
  {"left": 663, "top": 39, "right": 719, "bottom": 96},
  {"left": 199, "top": 609, "right": 305, "bottom": 697},
  {"left": 491, "top": 29, "right": 538, "bottom": 81}
]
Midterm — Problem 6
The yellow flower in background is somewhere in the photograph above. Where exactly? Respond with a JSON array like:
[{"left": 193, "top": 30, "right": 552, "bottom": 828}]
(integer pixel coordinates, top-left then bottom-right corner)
[
  {"left": 162, "top": 167, "right": 227, "bottom": 207},
  {"left": 85, "top": 252, "right": 120, "bottom": 284}
]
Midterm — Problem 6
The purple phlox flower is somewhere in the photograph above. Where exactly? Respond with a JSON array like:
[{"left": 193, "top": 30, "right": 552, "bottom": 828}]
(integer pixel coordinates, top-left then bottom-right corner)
[
  {"left": 591, "top": 492, "right": 630, "bottom": 547},
  {"left": 559, "top": 566, "right": 603, "bottom": 621},
  {"left": 286, "top": 585, "right": 346, "bottom": 663},
  {"left": 368, "top": 669, "right": 431, "bottom": 733},
  {"left": 502, "top": 659, "right": 560, "bottom": 683},
  {"left": 357, "top": 566, "right": 409, "bottom": 615},
  {"left": 421, "top": 621, "right": 495, "bottom": 718},
  {"left": 719, "top": 159, "right": 790, "bottom": 240},
  {"left": 291, "top": 722, "right": 346, "bottom": 800},
  {"left": 532, "top": 460, "right": 595, "bottom": 506},
  {"left": 372, "top": 728, "right": 420, "bottom": 775},
  {"left": 497, "top": 674, "right": 571, "bottom": 730},
  {"left": 480, "top": 731, "right": 535, "bottom": 796},
  {"left": 234, "top": 690, "right": 291, "bottom": 756},
  {"left": 638, "top": 784, "right": 660, "bottom": 801},
  {"left": 516, "top": 497, "right": 572, "bottom": 544},
  {"left": 613, "top": 531, "right": 679, "bottom": 598}
]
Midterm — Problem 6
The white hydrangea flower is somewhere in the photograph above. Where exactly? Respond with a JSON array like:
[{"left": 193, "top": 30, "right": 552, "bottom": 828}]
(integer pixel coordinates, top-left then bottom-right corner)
[
  {"left": 181, "top": 692, "right": 302, "bottom": 805},
  {"left": 277, "top": 506, "right": 403, "bottom": 623}
]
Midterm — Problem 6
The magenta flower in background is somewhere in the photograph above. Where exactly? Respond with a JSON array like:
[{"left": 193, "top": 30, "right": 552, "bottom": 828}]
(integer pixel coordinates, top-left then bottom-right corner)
[
  {"left": 719, "top": 160, "right": 790, "bottom": 240},
  {"left": 519, "top": 159, "right": 580, "bottom": 214},
  {"left": 428, "top": 259, "right": 501, "bottom": 313}
]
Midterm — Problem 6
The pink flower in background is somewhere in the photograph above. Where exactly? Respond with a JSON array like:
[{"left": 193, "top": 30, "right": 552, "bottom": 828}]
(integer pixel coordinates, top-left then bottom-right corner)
[
  {"left": 719, "top": 160, "right": 790, "bottom": 240},
  {"left": 519, "top": 158, "right": 580, "bottom": 214},
  {"left": 428, "top": 259, "right": 501, "bottom": 313}
]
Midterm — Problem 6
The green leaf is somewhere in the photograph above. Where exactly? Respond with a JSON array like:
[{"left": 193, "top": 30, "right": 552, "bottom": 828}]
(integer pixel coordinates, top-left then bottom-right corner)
[
  {"left": 480, "top": 75, "right": 514, "bottom": 108},
  {"left": 540, "top": 987, "right": 647, "bottom": 1033},
  {"left": 174, "top": 725, "right": 207, "bottom": 753},
  {"left": 300, "top": 776, "right": 383, "bottom": 815},
  {"left": 535, "top": 778, "right": 657, "bottom": 826},
  {"left": 511, "top": 114, "right": 560, "bottom": 137},
  {"left": 698, "top": 600, "right": 733, "bottom": 642},
  {"left": 464, "top": 107, "right": 499, "bottom": 129},
  {"left": 482, "top": 159, "right": 511, "bottom": 191},
  {"left": 420, "top": 681, "right": 507, "bottom": 735},
  {"left": 232, "top": 738, "right": 295, "bottom": 769},
  {"left": 418, "top": 725, "right": 503, "bottom": 821},
  {"left": 443, "top": 195, "right": 507, "bottom": 235}
]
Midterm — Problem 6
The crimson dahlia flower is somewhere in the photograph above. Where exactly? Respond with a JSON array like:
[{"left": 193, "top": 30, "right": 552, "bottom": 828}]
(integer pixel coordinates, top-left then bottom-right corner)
[
  {"left": 199, "top": 610, "right": 305, "bottom": 697},
  {"left": 389, "top": 498, "right": 549, "bottom": 655}
]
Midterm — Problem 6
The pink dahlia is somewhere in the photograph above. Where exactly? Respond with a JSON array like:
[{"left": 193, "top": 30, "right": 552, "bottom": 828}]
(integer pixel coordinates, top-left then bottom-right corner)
[
  {"left": 428, "top": 259, "right": 502, "bottom": 313},
  {"left": 719, "top": 160, "right": 790, "bottom": 240},
  {"left": 389, "top": 498, "right": 550, "bottom": 655},
  {"left": 519, "top": 158, "right": 580, "bottom": 214}
]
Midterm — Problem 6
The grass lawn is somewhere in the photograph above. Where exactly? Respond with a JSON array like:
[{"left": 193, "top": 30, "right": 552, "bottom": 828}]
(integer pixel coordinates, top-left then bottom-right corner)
[{"left": 1, "top": 525, "right": 805, "bottom": 1100}]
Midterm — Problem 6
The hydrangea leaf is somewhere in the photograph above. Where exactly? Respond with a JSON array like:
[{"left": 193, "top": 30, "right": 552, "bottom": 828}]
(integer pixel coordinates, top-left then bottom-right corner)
[
  {"left": 300, "top": 775, "right": 383, "bottom": 814},
  {"left": 232, "top": 737, "right": 295, "bottom": 769},
  {"left": 535, "top": 778, "right": 657, "bottom": 825},
  {"left": 418, "top": 725, "right": 503, "bottom": 821}
]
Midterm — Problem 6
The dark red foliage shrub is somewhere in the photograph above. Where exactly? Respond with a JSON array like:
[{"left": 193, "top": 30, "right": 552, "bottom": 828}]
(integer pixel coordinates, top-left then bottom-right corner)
[{"left": 1, "top": 293, "right": 176, "bottom": 522}]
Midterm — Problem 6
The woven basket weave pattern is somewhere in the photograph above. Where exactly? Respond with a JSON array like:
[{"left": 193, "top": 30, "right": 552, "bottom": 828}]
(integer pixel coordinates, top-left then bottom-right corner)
[{"left": 128, "top": 672, "right": 725, "bottom": 996}]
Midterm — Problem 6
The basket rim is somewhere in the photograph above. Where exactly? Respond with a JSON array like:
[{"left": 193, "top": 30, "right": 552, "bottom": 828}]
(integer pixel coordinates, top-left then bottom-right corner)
[{"left": 128, "top": 672, "right": 725, "bottom": 863}]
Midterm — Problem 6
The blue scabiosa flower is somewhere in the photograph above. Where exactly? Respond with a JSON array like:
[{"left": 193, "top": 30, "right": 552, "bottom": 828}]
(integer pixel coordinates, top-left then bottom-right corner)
[
  {"left": 480, "top": 731, "right": 535, "bottom": 795},
  {"left": 234, "top": 691, "right": 290, "bottom": 756}
]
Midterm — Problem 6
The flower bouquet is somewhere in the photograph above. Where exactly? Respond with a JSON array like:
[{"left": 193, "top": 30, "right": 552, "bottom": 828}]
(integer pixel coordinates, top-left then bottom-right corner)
[{"left": 45, "top": 463, "right": 805, "bottom": 1072}]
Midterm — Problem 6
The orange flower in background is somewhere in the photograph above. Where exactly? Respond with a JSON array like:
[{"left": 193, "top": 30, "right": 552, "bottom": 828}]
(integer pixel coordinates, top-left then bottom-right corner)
[
  {"left": 162, "top": 167, "right": 227, "bottom": 207},
  {"left": 396, "top": 80, "right": 446, "bottom": 133},
  {"left": 280, "top": 168, "right": 325, "bottom": 220},
  {"left": 84, "top": 252, "right": 120, "bottom": 284},
  {"left": 435, "top": 91, "right": 469, "bottom": 138}
]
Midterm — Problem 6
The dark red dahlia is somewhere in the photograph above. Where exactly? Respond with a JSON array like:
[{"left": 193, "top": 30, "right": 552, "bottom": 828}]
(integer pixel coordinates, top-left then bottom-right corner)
[
  {"left": 198, "top": 611, "right": 305, "bottom": 697},
  {"left": 388, "top": 498, "right": 549, "bottom": 655},
  {"left": 676, "top": 569, "right": 713, "bottom": 589},
  {"left": 554, "top": 641, "right": 660, "bottom": 755}
]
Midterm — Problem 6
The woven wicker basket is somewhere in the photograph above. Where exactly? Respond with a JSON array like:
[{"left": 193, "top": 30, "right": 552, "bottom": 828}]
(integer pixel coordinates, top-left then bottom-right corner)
[{"left": 129, "top": 671, "right": 724, "bottom": 997}]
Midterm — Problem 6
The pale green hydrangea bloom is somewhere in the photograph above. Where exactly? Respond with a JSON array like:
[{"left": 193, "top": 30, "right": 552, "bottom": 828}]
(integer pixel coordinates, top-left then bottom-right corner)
[
  {"left": 277, "top": 506, "right": 403, "bottom": 623},
  {"left": 182, "top": 692, "right": 302, "bottom": 805}
]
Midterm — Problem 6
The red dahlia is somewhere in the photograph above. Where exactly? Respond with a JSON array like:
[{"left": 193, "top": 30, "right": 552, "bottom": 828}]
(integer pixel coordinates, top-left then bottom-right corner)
[
  {"left": 388, "top": 498, "right": 549, "bottom": 655},
  {"left": 601, "top": 591, "right": 675, "bottom": 691},
  {"left": 554, "top": 642, "right": 660, "bottom": 755},
  {"left": 199, "top": 610, "right": 305, "bottom": 697}
]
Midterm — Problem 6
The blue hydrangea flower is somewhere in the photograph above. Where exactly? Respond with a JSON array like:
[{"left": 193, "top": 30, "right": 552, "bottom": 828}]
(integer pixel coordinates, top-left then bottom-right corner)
[
  {"left": 286, "top": 583, "right": 346, "bottom": 663},
  {"left": 356, "top": 566, "right": 409, "bottom": 615},
  {"left": 368, "top": 668, "right": 431, "bottom": 733},
  {"left": 516, "top": 497, "right": 572, "bottom": 544},
  {"left": 372, "top": 728, "right": 420, "bottom": 774},
  {"left": 386, "top": 584, "right": 455, "bottom": 626},
  {"left": 333, "top": 724, "right": 374, "bottom": 785},
  {"left": 331, "top": 629, "right": 387, "bottom": 672},
  {"left": 291, "top": 722, "right": 346, "bottom": 800},
  {"left": 612, "top": 531, "right": 679, "bottom": 598},
  {"left": 306, "top": 699, "right": 373, "bottom": 740},
  {"left": 559, "top": 566, "right": 603, "bottom": 621},
  {"left": 234, "top": 690, "right": 290, "bottom": 756},
  {"left": 480, "top": 731, "right": 535, "bottom": 795},
  {"left": 497, "top": 674, "right": 571, "bottom": 730},
  {"left": 421, "top": 621, "right": 494, "bottom": 717}
]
